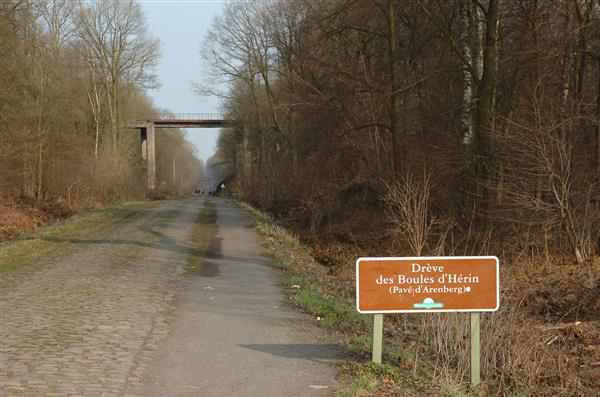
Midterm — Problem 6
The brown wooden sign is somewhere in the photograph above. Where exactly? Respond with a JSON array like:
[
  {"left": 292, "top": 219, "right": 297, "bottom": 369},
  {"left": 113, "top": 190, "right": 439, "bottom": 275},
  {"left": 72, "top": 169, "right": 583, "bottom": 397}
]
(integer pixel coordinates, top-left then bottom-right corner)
[{"left": 356, "top": 256, "right": 499, "bottom": 313}]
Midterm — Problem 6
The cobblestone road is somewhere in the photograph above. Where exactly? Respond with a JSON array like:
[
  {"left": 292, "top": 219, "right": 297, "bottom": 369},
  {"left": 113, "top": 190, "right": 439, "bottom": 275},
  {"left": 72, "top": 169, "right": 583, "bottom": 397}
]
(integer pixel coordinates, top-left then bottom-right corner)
[{"left": 0, "top": 198, "right": 202, "bottom": 397}]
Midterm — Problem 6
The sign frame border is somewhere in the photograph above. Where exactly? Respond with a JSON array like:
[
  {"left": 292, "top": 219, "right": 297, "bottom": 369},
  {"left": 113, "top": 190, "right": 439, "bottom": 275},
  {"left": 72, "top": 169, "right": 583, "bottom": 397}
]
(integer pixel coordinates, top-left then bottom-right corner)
[{"left": 355, "top": 256, "right": 500, "bottom": 314}]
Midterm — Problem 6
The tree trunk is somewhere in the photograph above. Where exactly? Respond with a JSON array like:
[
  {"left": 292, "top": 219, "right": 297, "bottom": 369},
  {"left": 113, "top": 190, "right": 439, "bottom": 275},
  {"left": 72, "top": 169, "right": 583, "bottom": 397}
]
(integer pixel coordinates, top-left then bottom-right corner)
[
  {"left": 596, "top": 59, "right": 600, "bottom": 183},
  {"left": 459, "top": 0, "right": 474, "bottom": 146},
  {"left": 87, "top": 83, "right": 101, "bottom": 160},
  {"left": 107, "top": 80, "right": 119, "bottom": 155},
  {"left": 113, "top": 81, "right": 119, "bottom": 153},
  {"left": 387, "top": 0, "right": 403, "bottom": 178},
  {"left": 475, "top": 0, "right": 499, "bottom": 209},
  {"left": 36, "top": 62, "right": 45, "bottom": 202},
  {"left": 37, "top": 130, "right": 43, "bottom": 202},
  {"left": 172, "top": 158, "right": 176, "bottom": 184}
]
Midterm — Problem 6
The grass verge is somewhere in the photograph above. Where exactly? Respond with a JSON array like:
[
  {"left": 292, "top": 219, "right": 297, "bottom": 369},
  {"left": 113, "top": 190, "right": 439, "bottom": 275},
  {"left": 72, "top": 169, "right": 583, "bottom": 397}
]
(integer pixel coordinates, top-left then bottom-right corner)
[
  {"left": 0, "top": 200, "right": 162, "bottom": 274},
  {"left": 237, "top": 201, "right": 471, "bottom": 397},
  {"left": 184, "top": 199, "right": 218, "bottom": 276}
]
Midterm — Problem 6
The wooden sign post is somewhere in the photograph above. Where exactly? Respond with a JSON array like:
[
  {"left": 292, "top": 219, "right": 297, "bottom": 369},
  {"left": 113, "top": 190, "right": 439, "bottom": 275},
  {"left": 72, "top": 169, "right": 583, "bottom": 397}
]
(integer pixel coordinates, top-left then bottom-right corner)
[
  {"left": 356, "top": 256, "right": 499, "bottom": 386},
  {"left": 372, "top": 313, "right": 383, "bottom": 363},
  {"left": 470, "top": 312, "right": 480, "bottom": 385}
]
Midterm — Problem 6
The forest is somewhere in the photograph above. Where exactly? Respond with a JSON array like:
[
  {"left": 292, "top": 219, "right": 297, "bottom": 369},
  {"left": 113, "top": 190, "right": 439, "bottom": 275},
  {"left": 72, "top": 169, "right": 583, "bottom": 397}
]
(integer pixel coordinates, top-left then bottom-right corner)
[
  {"left": 202, "top": 0, "right": 600, "bottom": 394},
  {"left": 0, "top": 0, "right": 202, "bottom": 238},
  {"left": 1, "top": 0, "right": 599, "bottom": 394}
]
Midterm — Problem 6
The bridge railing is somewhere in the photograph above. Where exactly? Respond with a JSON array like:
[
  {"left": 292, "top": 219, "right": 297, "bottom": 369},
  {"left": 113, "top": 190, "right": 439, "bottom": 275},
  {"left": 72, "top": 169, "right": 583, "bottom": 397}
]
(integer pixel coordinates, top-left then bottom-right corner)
[{"left": 139, "top": 113, "right": 224, "bottom": 121}]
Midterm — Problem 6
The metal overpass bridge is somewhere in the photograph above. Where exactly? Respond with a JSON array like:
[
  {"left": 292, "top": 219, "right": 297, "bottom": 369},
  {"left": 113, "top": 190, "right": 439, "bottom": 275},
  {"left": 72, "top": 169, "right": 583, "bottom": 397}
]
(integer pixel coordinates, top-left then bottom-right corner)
[
  {"left": 135, "top": 113, "right": 228, "bottom": 128},
  {"left": 130, "top": 113, "right": 231, "bottom": 190}
]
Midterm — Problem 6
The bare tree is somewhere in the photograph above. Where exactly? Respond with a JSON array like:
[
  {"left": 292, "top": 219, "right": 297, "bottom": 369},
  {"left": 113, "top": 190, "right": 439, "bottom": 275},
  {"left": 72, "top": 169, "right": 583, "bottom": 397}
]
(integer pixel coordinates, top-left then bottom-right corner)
[
  {"left": 39, "top": 0, "right": 75, "bottom": 56},
  {"left": 384, "top": 174, "right": 434, "bottom": 256},
  {"left": 75, "top": 0, "right": 159, "bottom": 154},
  {"left": 500, "top": 91, "right": 599, "bottom": 287}
]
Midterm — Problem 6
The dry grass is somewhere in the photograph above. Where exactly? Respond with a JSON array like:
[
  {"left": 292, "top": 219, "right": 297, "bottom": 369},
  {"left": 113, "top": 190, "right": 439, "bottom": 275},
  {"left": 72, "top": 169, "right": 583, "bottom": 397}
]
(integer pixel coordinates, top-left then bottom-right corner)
[
  {"left": 312, "top": 237, "right": 600, "bottom": 396},
  {"left": 0, "top": 197, "right": 80, "bottom": 240},
  {"left": 379, "top": 174, "right": 600, "bottom": 395}
]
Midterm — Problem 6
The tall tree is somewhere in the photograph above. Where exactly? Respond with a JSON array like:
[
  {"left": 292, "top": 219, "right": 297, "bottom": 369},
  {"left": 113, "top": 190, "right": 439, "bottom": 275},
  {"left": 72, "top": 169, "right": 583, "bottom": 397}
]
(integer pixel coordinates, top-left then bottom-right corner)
[{"left": 75, "top": 0, "right": 159, "bottom": 154}]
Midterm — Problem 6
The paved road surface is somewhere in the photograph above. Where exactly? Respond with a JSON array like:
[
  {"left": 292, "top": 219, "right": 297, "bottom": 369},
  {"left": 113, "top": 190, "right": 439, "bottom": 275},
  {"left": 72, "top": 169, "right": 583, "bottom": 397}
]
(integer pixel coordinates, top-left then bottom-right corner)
[{"left": 0, "top": 197, "right": 340, "bottom": 396}]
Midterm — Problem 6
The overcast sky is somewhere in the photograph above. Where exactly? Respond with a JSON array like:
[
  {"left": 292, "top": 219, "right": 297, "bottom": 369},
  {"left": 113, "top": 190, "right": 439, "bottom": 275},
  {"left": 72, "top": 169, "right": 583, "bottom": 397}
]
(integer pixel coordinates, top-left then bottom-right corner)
[{"left": 140, "top": 0, "right": 225, "bottom": 163}]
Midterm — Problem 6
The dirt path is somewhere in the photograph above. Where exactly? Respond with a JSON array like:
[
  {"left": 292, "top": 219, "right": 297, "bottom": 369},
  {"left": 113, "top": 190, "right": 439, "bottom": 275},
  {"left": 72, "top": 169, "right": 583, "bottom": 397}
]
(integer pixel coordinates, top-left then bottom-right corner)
[{"left": 0, "top": 197, "right": 340, "bottom": 396}]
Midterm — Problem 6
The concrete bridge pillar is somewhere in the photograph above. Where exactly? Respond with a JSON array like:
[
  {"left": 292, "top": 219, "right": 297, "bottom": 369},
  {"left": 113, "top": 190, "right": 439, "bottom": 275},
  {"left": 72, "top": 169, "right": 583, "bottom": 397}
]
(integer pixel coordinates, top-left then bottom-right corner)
[
  {"left": 141, "top": 127, "right": 147, "bottom": 161},
  {"left": 147, "top": 123, "right": 156, "bottom": 190},
  {"left": 139, "top": 123, "right": 156, "bottom": 190}
]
